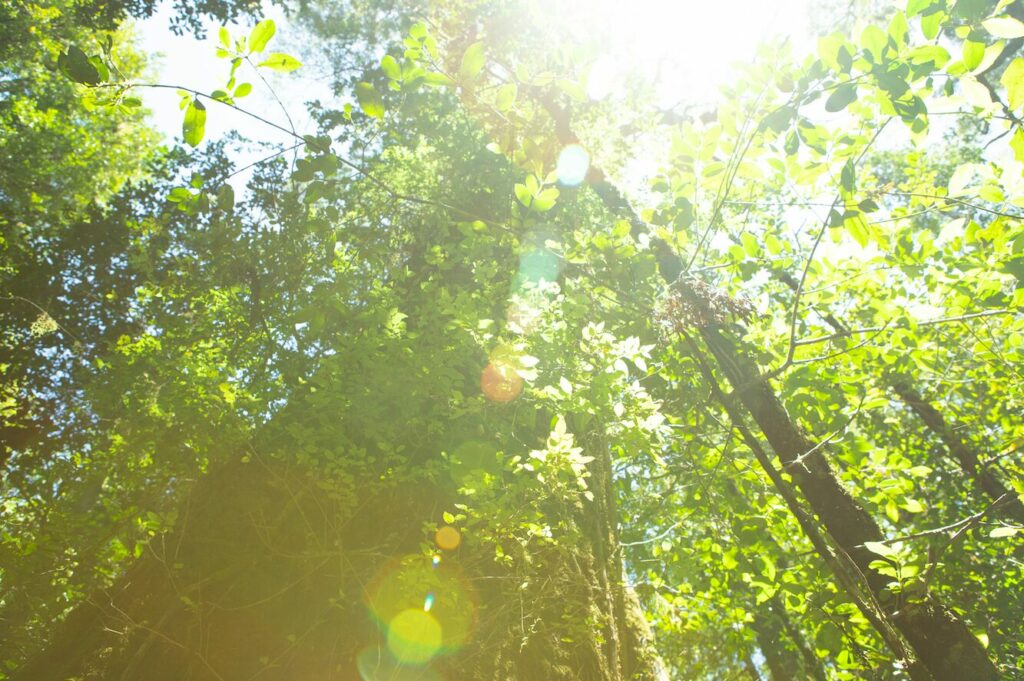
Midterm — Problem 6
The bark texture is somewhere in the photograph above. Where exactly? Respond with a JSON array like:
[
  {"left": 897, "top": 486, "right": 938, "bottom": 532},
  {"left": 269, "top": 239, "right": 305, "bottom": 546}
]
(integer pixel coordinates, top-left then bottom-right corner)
[
  {"left": 15, "top": 441, "right": 658, "bottom": 681},
  {"left": 680, "top": 279, "right": 997, "bottom": 681}
]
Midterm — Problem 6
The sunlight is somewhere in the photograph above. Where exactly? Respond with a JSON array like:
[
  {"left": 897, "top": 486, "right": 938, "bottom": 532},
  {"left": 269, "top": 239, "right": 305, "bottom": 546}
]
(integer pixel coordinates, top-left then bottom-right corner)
[
  {"left": 365, "top": 555, "right": 477, "bottom": 664},
  {"left": 387, "top": 609, "right": 443, "bottom": 664},
  {"left": 556, "top": 144, "right": 590, "bottom": 186},
  {"left": 579, "top": 0, "right": 811, "bottom": 106}
]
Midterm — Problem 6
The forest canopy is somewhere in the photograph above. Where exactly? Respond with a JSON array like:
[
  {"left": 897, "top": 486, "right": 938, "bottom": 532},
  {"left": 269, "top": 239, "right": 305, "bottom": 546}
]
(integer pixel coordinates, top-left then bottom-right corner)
[{"left": 2, "top": 0, "right": 1024, "bottom": 679}]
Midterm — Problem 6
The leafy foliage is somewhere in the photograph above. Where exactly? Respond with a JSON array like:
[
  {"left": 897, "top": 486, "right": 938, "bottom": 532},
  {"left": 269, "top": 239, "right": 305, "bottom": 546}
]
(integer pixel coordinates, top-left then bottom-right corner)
[{"left": 3, "top": 0, "right": 1024, "bottom": 679}]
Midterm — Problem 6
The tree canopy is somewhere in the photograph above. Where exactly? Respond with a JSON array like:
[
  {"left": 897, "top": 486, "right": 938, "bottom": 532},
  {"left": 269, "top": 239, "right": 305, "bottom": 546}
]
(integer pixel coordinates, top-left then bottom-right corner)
[{"left": 2, "top": 0, "right": 1024, "bottom": 679}]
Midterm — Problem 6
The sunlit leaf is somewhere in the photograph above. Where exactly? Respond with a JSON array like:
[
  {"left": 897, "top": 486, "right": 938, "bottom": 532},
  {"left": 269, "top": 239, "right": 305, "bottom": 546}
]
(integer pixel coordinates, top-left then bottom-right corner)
[
  {"left": 248, "top": 19, "right": 276, "bottom": 53},
  {"left": 460, "top": 41, "right": 485, "bottom": 81},
  {"left": 258, "top": 53, "right": 302, "bottom": 72},
  {"left": 182, "top": 98, "right": 206, "bottom": 147},
  {"left": 355, "top": 82, "right": 385, "bottom": 118}
]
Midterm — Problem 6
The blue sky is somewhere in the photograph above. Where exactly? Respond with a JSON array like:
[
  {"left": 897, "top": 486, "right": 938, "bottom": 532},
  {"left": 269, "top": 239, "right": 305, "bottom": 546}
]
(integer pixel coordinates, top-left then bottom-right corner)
[{"left": 133, "top": 2, "right": 335, "bottom": 187}]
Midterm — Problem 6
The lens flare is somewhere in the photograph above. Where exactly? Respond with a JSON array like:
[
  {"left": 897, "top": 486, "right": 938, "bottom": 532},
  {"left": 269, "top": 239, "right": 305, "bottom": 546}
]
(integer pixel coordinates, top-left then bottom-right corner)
[
  {"left": 365, "top": 554, "right": 477, "bottom": 661},
  {"left": 435, "top": 526, "right": 461, "bottom": 551},
  {"left": 387, "top": 608, "right": 443, "bottom": 664},
  {"left": 514, "top": 247, "right": 560, "bottom": 289},
  {"left": 480, "top": 362, "right": 523, "bottom": 403},
  {"left": 356, "top": 646, "right": 444, "bottom": 681},
  {"left": 556, "top": 144, "right": 590, "bottom": 186}
]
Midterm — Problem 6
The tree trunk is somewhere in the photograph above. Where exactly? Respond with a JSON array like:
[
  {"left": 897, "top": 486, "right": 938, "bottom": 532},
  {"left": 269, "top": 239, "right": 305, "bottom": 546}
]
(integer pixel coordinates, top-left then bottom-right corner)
[
  {"left": 15, "top": 434, "right": 658, "bottom": 681},
  {"left": 889, "top": 381, "right": 1024, "bottom": 525},
  {"left": 679, "top": 279, "right": 998, "bottom": 681},
  {"left": 774, "top": 270, "right": 1024, "bottom": 526}
]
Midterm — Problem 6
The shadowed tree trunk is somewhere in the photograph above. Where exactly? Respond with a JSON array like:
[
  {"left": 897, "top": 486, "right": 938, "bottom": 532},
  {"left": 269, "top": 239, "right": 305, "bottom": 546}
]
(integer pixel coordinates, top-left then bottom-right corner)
[
  {"left": 566, "top": 119, "right": 994, "bottom": 677},
  {"left": 773, "top": 270, "right": 1024, "bottom": 526},
  {"left": 14, "top": 406, "right": 660, "bottom": 681},
  {"left": 677, "top": 278, "right": 998, "bottom": 681}
]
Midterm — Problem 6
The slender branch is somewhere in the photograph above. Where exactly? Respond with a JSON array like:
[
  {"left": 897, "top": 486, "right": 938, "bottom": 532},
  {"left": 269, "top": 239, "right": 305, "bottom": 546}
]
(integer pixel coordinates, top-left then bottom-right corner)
[
  {"left": 778, "top": 118, "right": 892, "bottom": 376},
  {"left": 91, "top": 82, "right": 300, "bottom": 139},
  {"left": 795, "top": 309, "right": 1018, "bottom": 347},
  {"left": 225, "top": 141, "right": 303, "bottom": 180},
  {"left": 244, "top": 56, "right": 298, "bottom": 140},
  {"left": 859, "top": 493, "right": 1015, "bottom": 549},
  {"left": 1, "top": 295, "right": 84, "bottom": 346}
]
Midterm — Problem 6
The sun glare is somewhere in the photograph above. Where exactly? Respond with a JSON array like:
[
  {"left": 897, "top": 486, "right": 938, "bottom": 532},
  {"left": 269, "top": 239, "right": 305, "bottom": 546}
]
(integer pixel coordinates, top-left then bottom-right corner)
[{"left": 578, "top": 0, "right": 811, "bottom": 106}]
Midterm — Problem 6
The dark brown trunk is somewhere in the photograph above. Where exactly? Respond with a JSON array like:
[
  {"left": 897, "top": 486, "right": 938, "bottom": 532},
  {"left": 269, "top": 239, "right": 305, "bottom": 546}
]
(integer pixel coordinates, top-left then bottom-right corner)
[
  {"left": 750, "top": 601, "right": 800, "bottom": 681},
  {"left": 890, "top": 381, "right": 1024, "bottom": 526},
  {"left": 776, "top": 600, "right": 830, "bottom": 681},
  {"left": 15, "top": 439, "right": 658, "bottom": 681},
  {"left": 681, "top": 282, "right": 997, "bottom": 681},
  {"left": 774, "top": 270, "right": 1024, "bottom": 526},
  {"left": 723, "top": 479, "right": 829, "bottom": 681}
]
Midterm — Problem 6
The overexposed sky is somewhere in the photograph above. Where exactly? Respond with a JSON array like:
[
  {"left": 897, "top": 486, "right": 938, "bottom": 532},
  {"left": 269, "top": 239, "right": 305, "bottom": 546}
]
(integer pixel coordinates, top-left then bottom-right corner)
[
  {"left": 133, "top": 2, "right": 331, "bottom": 183},
  {"left": 129, "top": 0, "right": 816, "bottom": 198},
  {"left": 134, "top": 0, "right": 813, "bottom": 142}
]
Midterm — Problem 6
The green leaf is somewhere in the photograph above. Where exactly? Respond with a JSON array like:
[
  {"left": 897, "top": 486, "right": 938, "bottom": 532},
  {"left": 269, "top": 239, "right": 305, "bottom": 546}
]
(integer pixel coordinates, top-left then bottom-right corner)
[
  {"left": 962, "top": 40, "right": 985, "bottom": 71},
  {"left": 167, "top": 187, "right": 193, "bottom": 203},
  {"left": 860, "top": 24, "right": 888, "bottom": 61},
  {"left": 840, "top": 161, "right": 856, "bottom": 192},
  {"left": 381, "top": 55, "right": 401, "bottom": 81},
  {"left": 218, "top": 26, "right": 230, "bottom": 47},
  {"left": 234, "top": 82, "right": 252, "bottom": 98},
  {"left": 355, "top": 82, "right": 385, "bottom": 119},
  {"left": 248, "top": 19, "right": 276, "bottom": 53},
  {"left": 1001, "top": 58, "right": 1024, "bottom": 111},
  {"left": 982, "top": 16, "right": 1024, "bottom": 39},
  {"left": 902, "top": 498, "right": 925, "bottom": 513},
  {"left": 514, "top": 183, "right": 532, "bottom": 207},
  {"left": 784, "top": 130, "right": 800, "bottom": 155},
  {"left": 989, "top": 526, "right": 1019, "bottom": 538},
  {"left": 906, "top": 0, "right": 938, "bottom": 16},
  {"left": 907, "top": 45, "right": 950, "bottom": 68},
  {"left": 864, "top": 541, "right": 895, "bottom": 558},
  {"left": 258, "top": 53, "right": 302, "bottom": 72},
  {"left": 182, "top": 98, "right": 207, "bottom": 147},
  {"left": 921, "top": 10, "right": 944, "bottom": 39},
  {"left": 58, "top": 45, "right": 102, "bottom": 85},
  {"left": 825, "top": 84, "right": 858, "bottom": 112},
  {"left": 762, "top": 105, "right": 795, "bottom": 133},
  {"left": 460, "top": 41, "right": 485, "bottom": 81},
  {"left": 495, "top": 82, "right": 517, "bottom": 111},
  {"left": 556, "top": 78, "right": 586, "bottom": 101},
  {"left": 442, "top": 511, "right": 455, "bottom": 524},
  {"left": 532, "top": 187, "right": 559, "bottom": 212}
]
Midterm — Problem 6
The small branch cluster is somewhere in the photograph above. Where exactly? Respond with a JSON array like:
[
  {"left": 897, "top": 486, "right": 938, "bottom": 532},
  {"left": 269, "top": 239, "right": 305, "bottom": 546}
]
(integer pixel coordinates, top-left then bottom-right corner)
[{"left": 655, "top": 278, "right": 754, "bottom": 334}]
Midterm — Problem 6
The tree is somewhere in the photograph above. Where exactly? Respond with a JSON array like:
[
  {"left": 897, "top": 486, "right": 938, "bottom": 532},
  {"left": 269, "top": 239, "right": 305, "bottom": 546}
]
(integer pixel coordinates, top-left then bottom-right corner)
[{"left": 4, "top": 0, "right": 1024, "bottom": 679}]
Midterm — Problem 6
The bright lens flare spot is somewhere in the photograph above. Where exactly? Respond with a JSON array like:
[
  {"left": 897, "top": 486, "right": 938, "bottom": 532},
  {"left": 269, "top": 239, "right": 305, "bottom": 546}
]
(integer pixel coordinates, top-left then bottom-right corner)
[
  {"left": 387, "top": 608, "right": 443, "bottom": 665},
  {"left": 432, "top": 553, "right": 442, "bottom": 567},
  {"left": 480, "top": 362, "right": 523, "bottom": 403},
  {"left": 423, "top": 592, "right": 435, "bottom": 611},
  {"left": 435, "top": 526, "right": 461, "bottom": 551},
  {"left": 556, "top": 144, "right": 590, "bottom": 186},
  {"left": 515, "top": 247, "right": 560, "bottom": 287}
]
